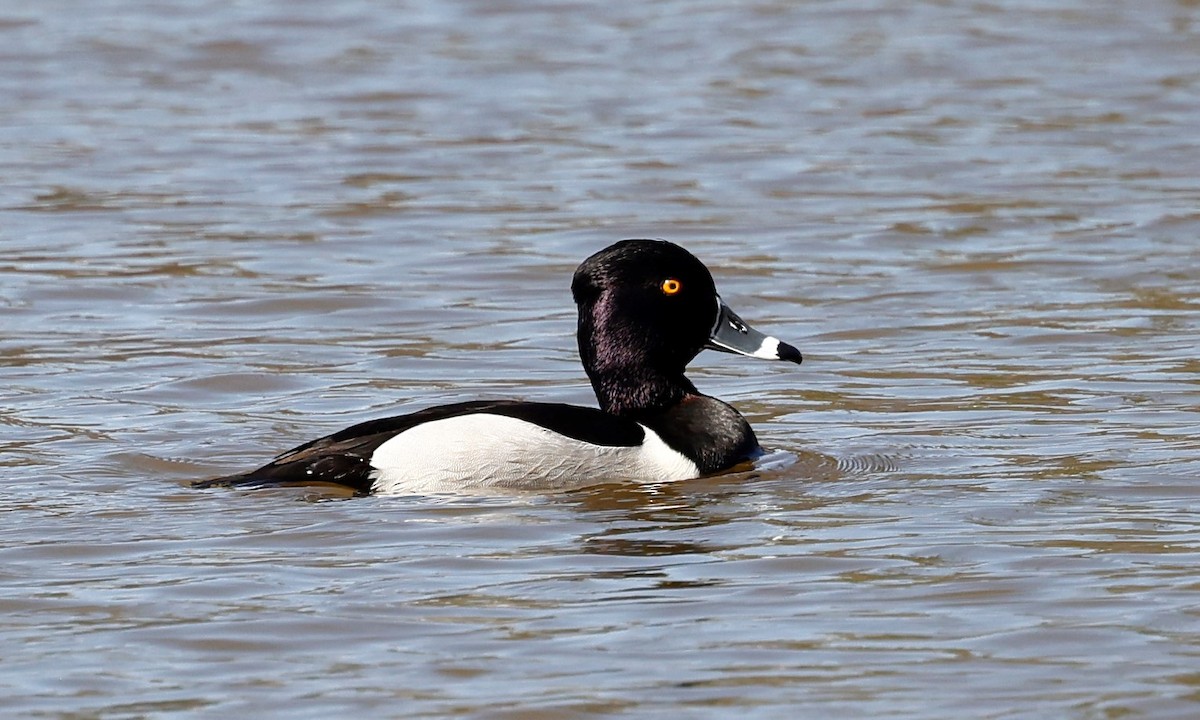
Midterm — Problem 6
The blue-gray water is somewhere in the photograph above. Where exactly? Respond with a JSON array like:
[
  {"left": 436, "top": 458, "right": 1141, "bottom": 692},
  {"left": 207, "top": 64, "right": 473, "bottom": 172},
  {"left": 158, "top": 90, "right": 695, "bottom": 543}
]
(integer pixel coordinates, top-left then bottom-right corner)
[{"left": 3, "top": 1, "right": 1200, "bottom": 717}]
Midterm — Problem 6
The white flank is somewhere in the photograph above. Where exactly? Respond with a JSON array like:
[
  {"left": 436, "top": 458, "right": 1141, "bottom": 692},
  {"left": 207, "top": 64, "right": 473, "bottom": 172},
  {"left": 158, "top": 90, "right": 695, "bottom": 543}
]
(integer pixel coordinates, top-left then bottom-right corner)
[{"left": 368, "top": 413, "right": 699, "bottom": 495}]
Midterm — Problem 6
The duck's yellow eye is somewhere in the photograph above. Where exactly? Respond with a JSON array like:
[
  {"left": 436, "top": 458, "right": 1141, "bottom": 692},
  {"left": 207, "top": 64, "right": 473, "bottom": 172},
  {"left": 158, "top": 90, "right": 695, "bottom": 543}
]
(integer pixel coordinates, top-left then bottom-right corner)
[{"left": 661, "top": 278, "right": 682, "bottom": 295}]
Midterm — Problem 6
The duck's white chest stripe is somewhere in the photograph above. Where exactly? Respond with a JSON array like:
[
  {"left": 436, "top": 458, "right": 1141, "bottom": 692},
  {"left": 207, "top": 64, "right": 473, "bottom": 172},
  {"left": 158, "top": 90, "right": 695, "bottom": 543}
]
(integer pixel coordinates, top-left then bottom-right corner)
[{"left": 368, "top": 413, "right": 699, "bottom": 495}]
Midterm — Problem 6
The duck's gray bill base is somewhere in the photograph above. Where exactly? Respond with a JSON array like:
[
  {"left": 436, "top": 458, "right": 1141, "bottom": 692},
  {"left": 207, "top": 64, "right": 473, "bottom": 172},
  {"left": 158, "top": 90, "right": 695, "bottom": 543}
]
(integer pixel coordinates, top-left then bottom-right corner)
[{"left": 705, "top": 298, "right": 802, "bottom": 364}]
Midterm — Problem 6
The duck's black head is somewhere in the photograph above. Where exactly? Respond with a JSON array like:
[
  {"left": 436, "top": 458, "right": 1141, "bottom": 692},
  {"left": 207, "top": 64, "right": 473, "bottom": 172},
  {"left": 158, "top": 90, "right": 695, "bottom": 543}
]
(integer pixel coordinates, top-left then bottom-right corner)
[{"left": 572, "top": 239, "right": 801, "bottom": 416}]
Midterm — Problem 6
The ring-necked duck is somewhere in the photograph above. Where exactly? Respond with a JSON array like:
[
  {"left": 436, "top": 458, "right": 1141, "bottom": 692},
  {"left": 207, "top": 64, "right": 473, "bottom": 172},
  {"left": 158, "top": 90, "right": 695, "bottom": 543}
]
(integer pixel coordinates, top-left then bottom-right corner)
[{"left": 194, "top": 239, "right": 802, "bottom": 495}]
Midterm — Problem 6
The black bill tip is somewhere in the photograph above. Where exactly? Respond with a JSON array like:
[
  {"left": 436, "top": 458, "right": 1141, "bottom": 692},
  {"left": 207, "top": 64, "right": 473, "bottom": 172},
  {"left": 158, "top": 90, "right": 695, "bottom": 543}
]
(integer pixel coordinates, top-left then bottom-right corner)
[{"left": 776, "top": 340, "right": 803, "bottom": 365}]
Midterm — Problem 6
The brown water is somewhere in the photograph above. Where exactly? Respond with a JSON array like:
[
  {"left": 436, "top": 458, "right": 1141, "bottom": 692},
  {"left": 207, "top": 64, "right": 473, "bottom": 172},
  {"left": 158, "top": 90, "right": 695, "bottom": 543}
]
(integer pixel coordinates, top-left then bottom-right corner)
[{"left": 4, "top": 1, "right": 1200, "bottom": 717}]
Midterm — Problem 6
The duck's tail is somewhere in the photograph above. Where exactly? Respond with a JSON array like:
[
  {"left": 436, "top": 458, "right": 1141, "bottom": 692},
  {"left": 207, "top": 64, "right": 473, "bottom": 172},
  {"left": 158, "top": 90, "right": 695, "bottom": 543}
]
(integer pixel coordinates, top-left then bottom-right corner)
[{"left": 190, "top": 472, "right": 261, "bottom": 490}]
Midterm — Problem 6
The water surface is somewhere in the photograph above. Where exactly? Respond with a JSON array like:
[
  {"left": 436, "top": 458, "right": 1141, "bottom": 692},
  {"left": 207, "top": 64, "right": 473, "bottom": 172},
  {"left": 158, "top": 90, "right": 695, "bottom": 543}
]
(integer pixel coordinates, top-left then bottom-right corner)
[{"left": 3, "top": 1, "right": 1200, "bottom": 717}]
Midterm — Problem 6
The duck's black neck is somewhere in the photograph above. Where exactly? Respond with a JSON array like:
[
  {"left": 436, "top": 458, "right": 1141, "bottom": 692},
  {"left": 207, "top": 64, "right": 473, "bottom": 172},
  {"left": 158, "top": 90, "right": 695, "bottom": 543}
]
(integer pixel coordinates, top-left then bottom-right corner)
[{"left": 585, "top": 362, "right": 698, "bottom": 417}]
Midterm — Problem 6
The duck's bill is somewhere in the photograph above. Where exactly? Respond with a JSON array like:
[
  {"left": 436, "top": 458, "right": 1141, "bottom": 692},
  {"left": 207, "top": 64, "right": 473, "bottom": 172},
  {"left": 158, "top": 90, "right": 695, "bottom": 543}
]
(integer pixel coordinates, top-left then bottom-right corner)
[{"left": 705, "top": 298, "right": 803, "bottom": 364}]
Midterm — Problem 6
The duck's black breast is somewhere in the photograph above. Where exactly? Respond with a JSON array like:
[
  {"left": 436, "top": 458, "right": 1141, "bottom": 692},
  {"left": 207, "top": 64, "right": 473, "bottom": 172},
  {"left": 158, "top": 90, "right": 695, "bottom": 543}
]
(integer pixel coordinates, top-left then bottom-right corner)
[
  {"left": 194, "top": 400, "right": 649, "bottom": 495},
  {"left": 638, "top": 394, "right": 762, "bottom": 475}
]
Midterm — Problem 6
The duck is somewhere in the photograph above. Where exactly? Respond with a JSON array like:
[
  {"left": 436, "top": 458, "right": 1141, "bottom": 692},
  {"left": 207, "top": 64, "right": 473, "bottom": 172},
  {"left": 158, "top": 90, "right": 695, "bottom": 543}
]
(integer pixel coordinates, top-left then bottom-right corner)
[{"left": 193, "top": 239, "right": 802, "bottom": 495}]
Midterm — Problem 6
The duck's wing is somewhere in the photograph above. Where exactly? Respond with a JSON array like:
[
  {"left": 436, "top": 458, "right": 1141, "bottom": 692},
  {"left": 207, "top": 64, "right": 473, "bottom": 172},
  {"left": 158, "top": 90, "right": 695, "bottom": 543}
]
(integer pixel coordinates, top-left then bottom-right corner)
[
  {"left": 192, "top": 400, "right": 522, "bottom": 495},
  {"left": 193, "top": 400, "right": 645, "bottom": 495}
]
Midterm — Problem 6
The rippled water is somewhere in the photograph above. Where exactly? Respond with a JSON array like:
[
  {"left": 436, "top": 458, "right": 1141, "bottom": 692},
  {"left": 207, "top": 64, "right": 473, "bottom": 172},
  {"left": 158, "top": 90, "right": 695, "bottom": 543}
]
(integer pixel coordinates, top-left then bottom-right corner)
[{"left": 4, "top": 0, "right": 1200, "bottom": 717}]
